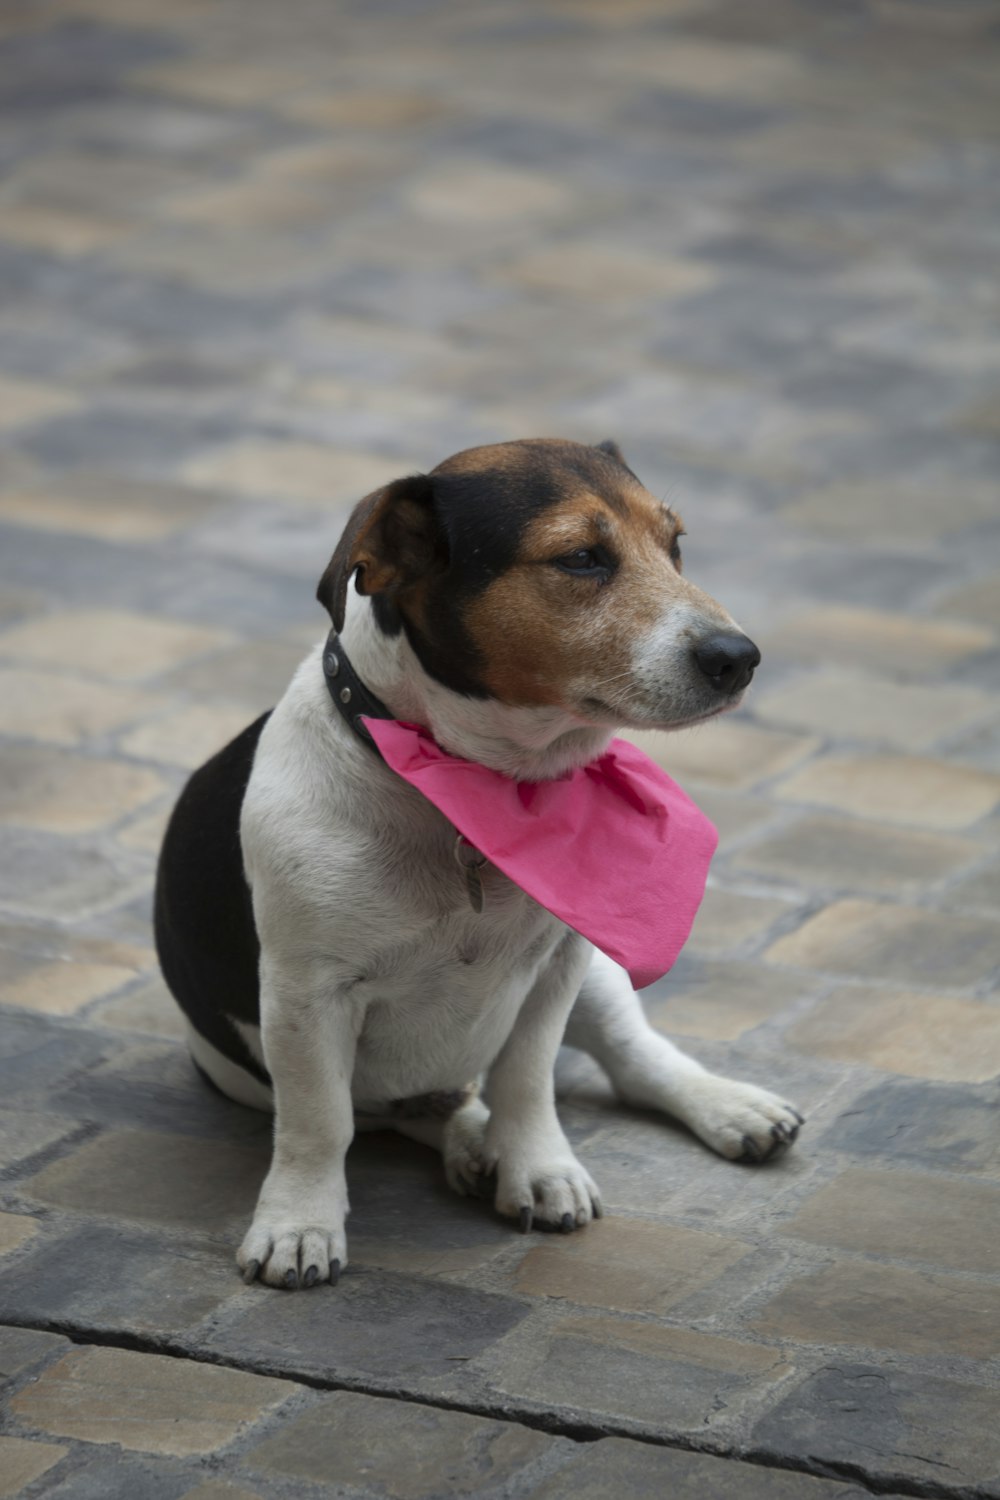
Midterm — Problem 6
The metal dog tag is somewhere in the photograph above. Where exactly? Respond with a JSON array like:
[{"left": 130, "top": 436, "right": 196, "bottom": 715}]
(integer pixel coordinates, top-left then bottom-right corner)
[{"left": 454, "top": 834, "right": 487, "bottom": 914}]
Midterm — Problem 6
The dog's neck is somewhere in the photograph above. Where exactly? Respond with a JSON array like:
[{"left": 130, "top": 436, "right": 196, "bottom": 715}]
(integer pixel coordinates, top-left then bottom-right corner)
[{"left": 338, "top": 598, "right": 615, "bottom": 782}]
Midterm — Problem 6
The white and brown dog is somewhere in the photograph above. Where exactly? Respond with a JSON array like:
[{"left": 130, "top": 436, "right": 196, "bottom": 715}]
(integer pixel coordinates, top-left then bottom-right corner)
[{"left": 155, "top": 438, "right": 802, "bottom": 1290}]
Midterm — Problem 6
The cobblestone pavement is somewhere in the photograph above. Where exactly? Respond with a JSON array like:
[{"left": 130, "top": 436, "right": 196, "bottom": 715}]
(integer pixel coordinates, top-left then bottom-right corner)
[{"left": 0, "top": 1, "right": 999, "bottom": 1496}]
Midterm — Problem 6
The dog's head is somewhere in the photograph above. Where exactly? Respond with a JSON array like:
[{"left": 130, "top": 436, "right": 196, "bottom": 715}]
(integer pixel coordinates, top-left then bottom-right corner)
[{"left": 317, "top": 437, "right": 758, "bottom": 735}]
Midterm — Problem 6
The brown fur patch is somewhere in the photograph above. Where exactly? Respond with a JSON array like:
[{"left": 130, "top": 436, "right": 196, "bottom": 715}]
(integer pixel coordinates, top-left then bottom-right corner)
[{"left": 461, "top": 485, "right": 722, "bottom": 708}]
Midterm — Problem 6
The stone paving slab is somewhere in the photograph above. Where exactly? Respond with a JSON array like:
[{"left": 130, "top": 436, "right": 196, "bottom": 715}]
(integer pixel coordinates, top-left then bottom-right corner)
[{"left": 0, "top": 0, "right": 999, "bottom": 1497}]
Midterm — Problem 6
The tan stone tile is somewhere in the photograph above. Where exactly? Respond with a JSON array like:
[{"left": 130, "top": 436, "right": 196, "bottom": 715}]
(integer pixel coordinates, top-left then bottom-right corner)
[
  {"left": 5, "top": 152, "right": 195, "bottom": 216},
  {"left": 0, "top": 1436, "right": 66, "bottom": 1499},
  {"left": 0, "top": 376, "right": 79, "bottom": 430},
  {"left": 346, "top": 1238, "right": 505, "bottom": 1279},
  {"left": 166, "top": 176, "right": 338, "bottom": 231},
  {"left": 0, "top": 476, "right": 223, "bottom": 543},
  {"left": 9, "top": 1346, "right": 294, "bottom": 1457},
  {"left": 0, "top": 921, "right": 153, "bottom": 978},
  {"left": 407, "top": 165, "right": 574, "bottom": 223},
  {"left": 551, "top": 0, "right": 709, "bottom": 25},
  {"left": 780, "top": 1167, "right": 1000, "bottom": 1272},
  {"left": 619, "top": 37, "right": 805, "bottom": 98},
  {"left": 285, "top": 90, "right": 449, "bottom": 129},
  {"left": 0, "top": 1212, "right": 39, "bottom": 1256},
  {"left": 497, "top": 245, "right": 715, "bottom": 302},
  {"left": 116, "top": 805, "right": 171, "bottom": 854},
  {"left": 762, "top": 605, "right": 994, "bottom": 677},
  {"left": 647, "top": 961, "right": 811, "bottom": 1041},
  {"left": 781, "top": 482, "right": 998, "bottom": 541},
  {"left": 626, "top": 720, "right": 818, "bottom": 791},
  {"left": 0, "top": 610, "right": 233, "bottom": 681},
  {"left": 25, "top": 1129, "right": 265, "bottom": 1231},
  {"left": 0, "top": 744, "right": 165, "bottom": 834},
  {"left": 514, "top": 1218, "right": 748, "bottom": 1314},
  {"left": 787, "top": 984, "right": 1000, "bottom": 1081},
  {"left": 730, "top": 814, "right": 980, "bottom": 894},
  {"left": 132, "top": 60, "right": 303, "bottom": 107},
  {"left": 159, "top": 639, "right": 303, "bottom": 710},
  {"left": 246, "top": 1390, "right": 550, "bottom": 1496},
  {"left": 0, "top": 203, "right": 129, "bottom": 255},
  {"left": 935, "top": 574, "right": 1000, "bottom": 630},
  {"left": 0, "top": 960, "right": 136, "bottom": 1016},
  {"left": 180, "top": 1483, "right": 264, "bottom": 1500},
  {"left": 0, "top": 1327, "right": 70, "bottom": 1378},
  {"left": 0, "top": 668, "right": 162, "bottom": 745},
  {"left": 678, "top": 784, "right": 777, "bottom": 847},
  {"left": 752, "top": 1259, "right": 1000, "bottom": 1358},
  {"left": 688, "top": 887, "right": 798, "bottom": 957},
  {"left": 754, "top": 669, "right": 998, "bottom": 750},
  {"left": 775, "top": 752, "right": 1000, "bottom": 830},
  {"left": 496, "top": 1315, "right": 792, "bottom": 1429},
  {"left": 118, "top": 703, "right": 256, "bottom": 769},
  {"left": 766, "top": 899, "right": 1000, "bottom": 987},
  {"left": 181, "top": 441, "right": 397, "bottom": 507},
  {"left": 93, "top": 975, "right": 186, "bottom": 1039}
]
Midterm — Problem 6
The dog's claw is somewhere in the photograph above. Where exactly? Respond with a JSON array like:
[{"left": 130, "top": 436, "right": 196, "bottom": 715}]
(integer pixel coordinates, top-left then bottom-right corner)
[
  {"left": 303, "top": 1264, "right": 319, "bottom": 1288},
  {"left": 741, "top": 1133, "right": 763, "bottom": 1163},
  {"left": 559, "top": 1213, "right": 574, "bottom": 1234},
  {"left": 591, "top": 1197, "right": 604, "bottom": 1218},
  {"left": 792, "top": 1109, "right": 806, "bottom": 1126},
  {"left": 283, "top": 1268, "right": 298, "bottom": 1289},
  {"left": 329, "top": 1258, "right": 342, "bottom": 1286},
  {"left": 242, "top": 1259, "right": 260, "bottom": 1286},
  {"left": 518, "top": 1206, "right": 533, "bottom": 1233}
]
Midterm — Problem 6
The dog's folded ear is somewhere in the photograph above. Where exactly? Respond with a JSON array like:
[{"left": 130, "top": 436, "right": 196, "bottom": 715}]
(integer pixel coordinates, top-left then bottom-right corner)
[
  {"left": 317, "top": 474, "right": 443, "bottom": 631},
  {"left": 595, "top": 438, "right": 627, "bottom": 466}
]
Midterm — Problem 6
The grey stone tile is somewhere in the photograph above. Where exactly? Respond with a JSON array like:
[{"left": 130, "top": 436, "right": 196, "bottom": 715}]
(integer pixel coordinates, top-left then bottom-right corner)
[
  {"left": 0, "top": 1324, "right": 70, "bottom": 1381},
  {"left": 20, "top": 408, "right": 244, "bottom": 476},
  {"left": 754, "top": 1364, "right": 1000, "bottom": 1493},
  {"left": 0, "top": 827, "right": 151, "bottom": 922},
  {"left": 33, "top": 1450, "right": 200, "bottom": 1500},
  {"left": 820, "top": 1079, "right": 1000, "bottom": 1176},
  {"left": 0, "top": 1013, "right": 115, "bottom": 1109},
  {"left": 0, "top": 1222, "right": 241, "bottom": 1337},
  {"left": 0, "top": 20, "right": 182, "bottom": 114},
  {"left": 534, "top": 1438, "right": 881, "bottom": 1500},
  {"left": 209, "top": 1268, "right": 529, "bottom": 1386},
  {"left": 50, "top": 1040, "right": 273, "bottom": 1142}
]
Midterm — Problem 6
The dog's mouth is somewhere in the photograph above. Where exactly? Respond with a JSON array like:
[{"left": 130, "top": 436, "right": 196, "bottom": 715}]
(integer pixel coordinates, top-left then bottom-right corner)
[{"left": 578, "top": 692, "right": 743, "bottom": 734}]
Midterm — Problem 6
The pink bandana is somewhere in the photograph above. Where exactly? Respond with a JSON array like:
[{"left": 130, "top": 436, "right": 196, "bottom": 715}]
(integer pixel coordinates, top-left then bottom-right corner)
[{"left": 363, "top": 718, "right": 717, "bottom": 989}]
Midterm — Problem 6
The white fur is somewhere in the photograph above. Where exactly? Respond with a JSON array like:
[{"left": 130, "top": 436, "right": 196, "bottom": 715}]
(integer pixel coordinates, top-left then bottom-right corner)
[{"left": 221, "top": 590, "right": 801, "bottom": 1287}]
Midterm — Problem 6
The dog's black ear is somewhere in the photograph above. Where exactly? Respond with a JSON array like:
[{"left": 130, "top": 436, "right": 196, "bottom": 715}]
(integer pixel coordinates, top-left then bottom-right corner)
[
  {"left": 317, "top": 474, "right": 443, "bottom": 631},
  {"left": 595, "top": 438, "right": 627, "bottom": 466}
]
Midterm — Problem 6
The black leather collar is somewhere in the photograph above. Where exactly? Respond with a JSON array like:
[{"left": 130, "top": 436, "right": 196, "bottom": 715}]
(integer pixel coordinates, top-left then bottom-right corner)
[{"left": 322, "top": 629, "right": 393, "bottom": 753}]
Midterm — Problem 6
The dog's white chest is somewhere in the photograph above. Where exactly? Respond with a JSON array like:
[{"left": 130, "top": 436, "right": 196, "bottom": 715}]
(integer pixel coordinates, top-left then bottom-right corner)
[{"left": 349, "top": 896, "right": 565, "bottom": 1102}]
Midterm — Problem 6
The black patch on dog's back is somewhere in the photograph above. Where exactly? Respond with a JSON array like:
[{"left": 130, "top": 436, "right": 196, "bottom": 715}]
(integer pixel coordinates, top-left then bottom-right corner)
[{"left": 154, "top": 712, "right": 270, "bottom": 1084}]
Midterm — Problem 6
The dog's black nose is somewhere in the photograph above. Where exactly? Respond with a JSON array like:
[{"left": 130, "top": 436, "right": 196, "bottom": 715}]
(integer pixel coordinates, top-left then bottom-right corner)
[{"left": 693, "top": 633, "right": 761, "bottom": 694}]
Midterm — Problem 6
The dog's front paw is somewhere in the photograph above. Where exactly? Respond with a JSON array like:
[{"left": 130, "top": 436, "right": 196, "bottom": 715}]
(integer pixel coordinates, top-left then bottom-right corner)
[
  {"left": 238, "top": 1213, "right": 347, "bottom": 1290},
  {"left": 679, "top": 1075, "right": 804, "bottom": 1163},
  {"left": 486, "top": 1131, "right": 603, "bottom": 1232}
]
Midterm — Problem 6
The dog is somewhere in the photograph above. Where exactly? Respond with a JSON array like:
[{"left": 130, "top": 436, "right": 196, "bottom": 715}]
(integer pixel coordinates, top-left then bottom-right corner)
[{"left": 155, "top": 437, "right": 803, "bottom": 1289}]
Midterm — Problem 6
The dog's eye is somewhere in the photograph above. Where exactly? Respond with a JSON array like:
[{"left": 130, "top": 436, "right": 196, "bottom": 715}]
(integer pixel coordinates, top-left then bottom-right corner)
[
  {"left": 670, "top": 532, "right": 685, "bottom": 570},
  {"left": 552, "top": 547, "right": 613, "bottom": 578}
]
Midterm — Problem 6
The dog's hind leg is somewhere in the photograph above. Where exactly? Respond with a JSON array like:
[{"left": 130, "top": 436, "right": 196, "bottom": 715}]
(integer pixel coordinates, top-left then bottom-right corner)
[
  {"left": 564, "top": 949, "right": 804, "bottom": 1163},
  {"left": 373, "top": 1092, "right": 492, "bottom": 1198}
]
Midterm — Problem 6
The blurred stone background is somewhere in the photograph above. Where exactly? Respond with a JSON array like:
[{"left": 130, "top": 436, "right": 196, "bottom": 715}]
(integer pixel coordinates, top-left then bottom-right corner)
[{"left": 0, "top": 1, "right": 998, "bottom": 1497}]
